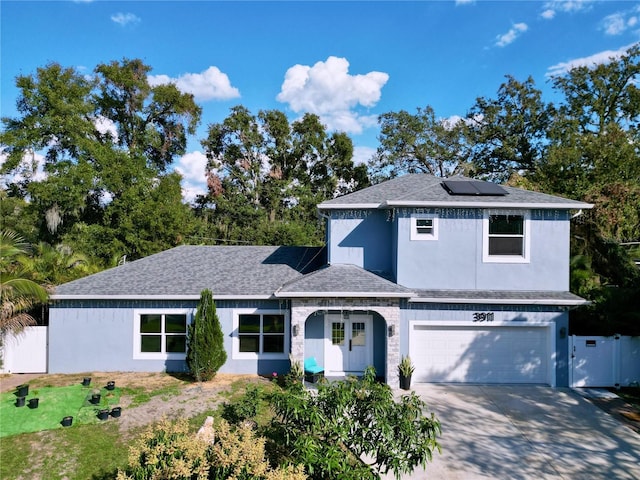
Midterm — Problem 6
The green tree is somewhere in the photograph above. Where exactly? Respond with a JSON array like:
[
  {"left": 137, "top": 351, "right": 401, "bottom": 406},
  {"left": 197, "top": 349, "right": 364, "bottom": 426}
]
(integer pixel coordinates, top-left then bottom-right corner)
[
  {"left": 186, "top": 289, "right": 226, "bottom": 382},
  {"left": 370, "top": 105, "right": 470, "bottom": 180},
  {"left": 0, "top": 231, "right": 49, "bottom": 333},
  {"left": 200, "top": 106, "right": 367, "bottom": 245},
  {"left": 465, "top": 75, "right": 553, "bottom": 182},
  {"left": 1, "top": 59, "right": 202, "bottom": 261}
]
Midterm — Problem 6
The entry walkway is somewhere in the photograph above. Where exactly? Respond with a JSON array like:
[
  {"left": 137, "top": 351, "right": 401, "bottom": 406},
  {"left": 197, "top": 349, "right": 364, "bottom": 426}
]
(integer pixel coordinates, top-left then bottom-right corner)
[{"left": 386, "top": 384, "right": 640, "bottom": 480}]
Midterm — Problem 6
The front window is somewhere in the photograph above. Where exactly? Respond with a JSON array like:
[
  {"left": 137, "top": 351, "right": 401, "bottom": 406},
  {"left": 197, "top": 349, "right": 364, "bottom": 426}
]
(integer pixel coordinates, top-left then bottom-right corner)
[
  {"left": 235, "top": 310, "right": 288, "bottom": 358},
  {"left": 483, "top": 212, "right": 530, "bottom": 263},
  {"left": 134, "top": 310, "right": 189, "bottom": 359}
]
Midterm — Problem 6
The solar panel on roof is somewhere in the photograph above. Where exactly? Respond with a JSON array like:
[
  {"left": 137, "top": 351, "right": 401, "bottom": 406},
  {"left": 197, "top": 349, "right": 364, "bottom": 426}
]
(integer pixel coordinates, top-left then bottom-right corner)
[{"left": 442, "top": 180, "right": 507, "bottom": 196}]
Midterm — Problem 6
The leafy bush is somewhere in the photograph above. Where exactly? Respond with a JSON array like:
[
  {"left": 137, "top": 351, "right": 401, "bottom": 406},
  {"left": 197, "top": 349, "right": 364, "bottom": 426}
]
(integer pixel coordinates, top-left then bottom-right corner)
[
  {"left": 266, "top": 367, "right": 441, "bottom": 480},
  {"left": 117, "top": 417, "right": 307, "bottom": 480},
  {"left": 186, "top": 289, "right": 226, "bottom": 381},
  {"left": 221, "top": 385, "right": 262, "bottom": 424},
  {"left": 116, "top": 418, "right": 210, "bottom": 480}
]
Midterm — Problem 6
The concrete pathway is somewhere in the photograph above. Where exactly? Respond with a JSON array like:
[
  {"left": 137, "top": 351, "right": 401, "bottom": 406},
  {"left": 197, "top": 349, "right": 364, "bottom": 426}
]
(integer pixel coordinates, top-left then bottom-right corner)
[{"left": 385, "top": 385, "right": 640, "bottom": 480}]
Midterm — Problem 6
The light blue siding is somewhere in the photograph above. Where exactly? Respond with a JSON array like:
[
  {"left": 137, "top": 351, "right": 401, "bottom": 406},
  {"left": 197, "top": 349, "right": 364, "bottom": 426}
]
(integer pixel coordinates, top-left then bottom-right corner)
[
  {"left": 304, "top": 314, "right": 324, "bottom": 367},
  {"left": 329, "top": 210, "right": 392, "bottom": 274},
  {"left": 49, "top": 299, "right": 291, "bottom": 376},
  {"left": 397, "top": 209, "right": 571, "bottom": 290}
]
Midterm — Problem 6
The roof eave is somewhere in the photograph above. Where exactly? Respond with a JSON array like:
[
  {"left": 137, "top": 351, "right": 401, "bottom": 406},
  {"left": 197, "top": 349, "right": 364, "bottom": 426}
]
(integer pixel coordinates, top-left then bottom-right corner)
[
  {"left": 386, "top": 201, "right": 595, "bottom": 209},
  {"left": 318, "top": 202, "right": 381, "bottom": 210},
  {"left": 275, "top": 291, "right": 412, "bottom": 298},
  {"left": 51, "top": 294, "right": 275, "bottom": 301},
  {"left": 409, "top": 297, "right": 590, "bottom": 306}
]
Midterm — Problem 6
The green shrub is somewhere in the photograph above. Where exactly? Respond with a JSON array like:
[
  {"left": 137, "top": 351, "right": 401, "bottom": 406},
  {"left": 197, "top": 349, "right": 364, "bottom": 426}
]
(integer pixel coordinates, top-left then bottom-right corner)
[
  {"left": 186, "top": 289, "right": 227, "bottom": 381},
  {"left": 117, "top": 417, "right": 306, "bottom": 480},
  {"left": 267, "top": 366, "right": 441, "bottom": 480},
  {"left": 116, "top": 418, "right": 210, "bottom": 480}
]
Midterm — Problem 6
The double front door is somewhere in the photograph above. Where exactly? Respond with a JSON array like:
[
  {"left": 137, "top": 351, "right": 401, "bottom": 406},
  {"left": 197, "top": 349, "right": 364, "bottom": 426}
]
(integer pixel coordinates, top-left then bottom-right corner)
[{"left": 324, "top": 314, "right": 372, "bottom": 375}]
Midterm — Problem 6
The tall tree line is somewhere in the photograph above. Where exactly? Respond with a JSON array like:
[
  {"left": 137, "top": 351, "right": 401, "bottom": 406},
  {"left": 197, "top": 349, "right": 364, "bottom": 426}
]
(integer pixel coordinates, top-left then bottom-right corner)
[{"left": 2, "top": 49, "right": 639, "bottom": 333}]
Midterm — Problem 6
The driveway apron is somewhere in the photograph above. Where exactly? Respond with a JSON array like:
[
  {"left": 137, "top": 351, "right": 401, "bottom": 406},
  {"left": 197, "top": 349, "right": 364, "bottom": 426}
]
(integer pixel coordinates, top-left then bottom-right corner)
[{"left": 384, "top": 385, "right": 640, "bottom": 480}]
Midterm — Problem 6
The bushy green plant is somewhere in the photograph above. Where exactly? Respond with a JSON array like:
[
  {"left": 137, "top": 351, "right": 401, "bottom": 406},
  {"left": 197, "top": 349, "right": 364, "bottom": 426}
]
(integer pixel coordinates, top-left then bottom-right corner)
[
  {"left": 186, "top": 289, "right": 227, "bottom": 381},
  {"left": 116, "top": 417, "right": 211, "bottom": 480},
  {"left": 117, "top": 417, "right": 307, "bottom": 480},
  {"left": 267, "top": 366, "right": 441, "bottom": 480},
  {"left": 221, "top": 385, "right": 262, "bottom": 424}
]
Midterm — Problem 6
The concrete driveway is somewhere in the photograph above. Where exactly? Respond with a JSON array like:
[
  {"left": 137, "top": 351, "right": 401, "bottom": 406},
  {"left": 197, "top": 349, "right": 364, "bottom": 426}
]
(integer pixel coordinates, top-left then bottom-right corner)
[{"left": 384, "top": 385, "right": 640, "bottom": 480}]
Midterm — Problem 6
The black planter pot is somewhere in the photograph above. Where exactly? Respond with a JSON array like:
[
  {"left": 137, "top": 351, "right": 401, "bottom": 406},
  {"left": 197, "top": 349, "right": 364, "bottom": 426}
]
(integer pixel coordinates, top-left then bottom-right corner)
[
  {"left": 97, "top": 409, "right": 110, "bottom": 421},
  {"left": 16, "top": 385, "right": 29, "bottom": 397},
  {"left": 28, "top": 398, "right": 39, "bottom": 409},
  {"left": 82, "top": 377, "right": 91, "bottom": 387},
  {"left": 399, "top": 374, "right": 412, "bottom": 390},
  {"left": 110, "top": 407, "right": 122, "bottom": 418},
  {"left": 61, "top": 416, "right": 73, "bottom": 427},
  {"left": 16, "top": 396, "right": 26, "bottom": 407},
  {"left": 91, "top": 393, "right": 101, "bottom": 404},
  {"left": 106, "top": 381, "right": 115, "bottom": 391}
]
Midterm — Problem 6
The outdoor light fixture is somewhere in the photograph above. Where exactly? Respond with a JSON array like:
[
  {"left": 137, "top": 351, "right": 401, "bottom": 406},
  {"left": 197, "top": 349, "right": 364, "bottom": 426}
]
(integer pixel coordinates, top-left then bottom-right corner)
[
  {"left": 293, "top": 325, "right": 299, "bottom": 337},
  {"left": 388, "top": 325, "right": 395, "bottom": 337},
  {"left": 559, "top": 327, "right": 567, "bottom": 339}
]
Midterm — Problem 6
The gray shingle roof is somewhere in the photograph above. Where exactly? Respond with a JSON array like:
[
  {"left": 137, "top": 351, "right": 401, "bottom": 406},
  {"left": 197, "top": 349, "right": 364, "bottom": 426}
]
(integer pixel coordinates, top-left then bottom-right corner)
[
  {"left": 276, "top": 264, "right": 413, "bottom": 298},
  {"left": 52, "top": 245, "right": 325, "bottom": 299},
  {"left": 319, "top": 174, "right": 592, "bottom": 209},
  {"left": 410, "top": 289, "right": 588, "bottom": 306}
]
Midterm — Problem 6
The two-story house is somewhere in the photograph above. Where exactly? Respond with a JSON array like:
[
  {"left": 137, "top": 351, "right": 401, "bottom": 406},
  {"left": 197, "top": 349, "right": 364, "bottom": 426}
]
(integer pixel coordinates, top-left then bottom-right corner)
[{"left": 48, "top": 174, "right": 591, "bottom": 387}]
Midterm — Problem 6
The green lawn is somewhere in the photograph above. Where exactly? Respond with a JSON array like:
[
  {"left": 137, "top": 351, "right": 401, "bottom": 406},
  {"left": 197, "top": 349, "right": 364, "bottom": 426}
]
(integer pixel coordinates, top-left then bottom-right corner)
[{"left": 0, "top": 384, "right": 121, "bottom": 438}]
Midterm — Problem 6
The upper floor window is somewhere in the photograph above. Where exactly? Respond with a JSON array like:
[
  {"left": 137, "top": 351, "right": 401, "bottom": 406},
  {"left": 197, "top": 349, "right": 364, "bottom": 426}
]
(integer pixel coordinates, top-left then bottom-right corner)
[
  {"left": 483, "top": 212, "right": 530, "bottom": 263},
  {"left": 233, "top": 309, "right": 288, "bottom": 359},
  {"left": 410, "top": 214, "right": 438, "bottom": 241},
  {"left": 134, "top": 310, "right": 190, "bottom": 360}
]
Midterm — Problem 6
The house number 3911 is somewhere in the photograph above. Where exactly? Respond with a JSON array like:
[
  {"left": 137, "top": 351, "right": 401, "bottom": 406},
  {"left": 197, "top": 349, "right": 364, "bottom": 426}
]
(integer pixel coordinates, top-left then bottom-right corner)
[{"left": 473, "top": 312, "right": 494, "bottom": 322}]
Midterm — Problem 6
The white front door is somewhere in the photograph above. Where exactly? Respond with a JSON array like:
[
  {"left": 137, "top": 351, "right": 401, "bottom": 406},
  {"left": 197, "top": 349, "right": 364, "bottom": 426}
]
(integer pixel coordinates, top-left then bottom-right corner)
[{"left": 324, "top": 314, "right": 372, "bottom": 375}]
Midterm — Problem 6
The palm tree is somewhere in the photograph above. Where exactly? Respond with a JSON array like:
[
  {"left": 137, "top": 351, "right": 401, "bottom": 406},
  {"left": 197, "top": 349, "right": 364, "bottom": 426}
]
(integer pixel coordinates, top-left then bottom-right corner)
[{"left": 0, "top": 230, "right": 49, "bottom": 333}]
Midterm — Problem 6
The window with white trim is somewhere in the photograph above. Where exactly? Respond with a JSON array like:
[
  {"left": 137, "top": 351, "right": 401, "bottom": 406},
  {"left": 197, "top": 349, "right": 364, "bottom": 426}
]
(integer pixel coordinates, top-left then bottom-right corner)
[
  {"left": 410, "top": 214, "right": 438, "bottom": 241},
  {"left": 133, "top": 310, "right": 190, "bottom": 359},
  {"left": 483, "top": 212, "right": 530, "bottom": 263},
  {"left": 234, "top": 310, "right": 288, "bottom": 359}
]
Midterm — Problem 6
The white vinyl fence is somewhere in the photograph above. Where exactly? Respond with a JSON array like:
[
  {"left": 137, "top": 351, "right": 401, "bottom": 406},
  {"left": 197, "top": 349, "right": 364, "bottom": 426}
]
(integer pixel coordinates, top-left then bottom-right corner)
[
  {"left": 1, "top": 326, "right": 48, "bottom": 373},
  {"left": 570, "top": 335, "right": 640, "bottom": 388}
]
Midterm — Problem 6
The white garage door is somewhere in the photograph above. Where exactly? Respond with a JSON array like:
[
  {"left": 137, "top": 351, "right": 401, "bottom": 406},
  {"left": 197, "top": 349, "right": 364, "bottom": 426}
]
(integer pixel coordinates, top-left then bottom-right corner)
[{"left": 409, "top": 323, "right": 550, "bottom": 384}]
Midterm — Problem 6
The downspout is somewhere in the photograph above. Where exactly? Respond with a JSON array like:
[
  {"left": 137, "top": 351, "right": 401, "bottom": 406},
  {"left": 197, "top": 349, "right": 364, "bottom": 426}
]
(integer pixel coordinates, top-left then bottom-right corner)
[{"left": 318, "top": 209, "right": 331, "bottom": 265}]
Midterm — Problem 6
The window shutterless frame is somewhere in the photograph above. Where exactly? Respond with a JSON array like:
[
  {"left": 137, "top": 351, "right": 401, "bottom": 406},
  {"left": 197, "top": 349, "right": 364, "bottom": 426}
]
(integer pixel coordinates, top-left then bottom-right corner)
[
  {"left": 482, "top": 211, "right": 530, "bottom": 263},
  {"left": 410, "top": 213, "right": 439, "bottom": 241},
  {"left": 133, "top": 309, "right": 192, "bottom": 360},
  {"left": 233, "top": 309, "right": 289, "bottom": 360}
]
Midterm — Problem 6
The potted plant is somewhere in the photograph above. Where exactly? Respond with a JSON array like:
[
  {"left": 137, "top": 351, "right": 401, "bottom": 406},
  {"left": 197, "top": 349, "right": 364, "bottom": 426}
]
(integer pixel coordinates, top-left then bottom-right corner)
[
  {"left": 97, "top": 409, "right": 110, "bottom": 421},
  {"left": 90, "top": 389, "right": 101, "bottom": 405},
  {"left": 398, "top": 355, "right": 415, "bottom": 390}
]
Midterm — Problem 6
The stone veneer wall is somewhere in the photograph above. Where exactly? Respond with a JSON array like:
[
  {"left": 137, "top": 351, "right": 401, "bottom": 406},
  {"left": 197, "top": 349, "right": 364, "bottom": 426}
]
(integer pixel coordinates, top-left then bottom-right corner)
[{"left": 290, "top": 298, "right": 400, "bottom": 387}]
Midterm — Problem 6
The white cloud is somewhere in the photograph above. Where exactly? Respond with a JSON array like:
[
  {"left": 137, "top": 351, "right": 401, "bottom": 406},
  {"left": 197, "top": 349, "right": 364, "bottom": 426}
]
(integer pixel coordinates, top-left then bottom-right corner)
[
  {"left": 174, "top": 151, "right": 208, "bottom": 202},
  {"left": 541, "top": 9, "right": 555, "bottom": 20},
  {"left": 148, "top": 66, "right": 240, "bottom": 102},
  {"left": 0, "top": 149, "right": 47, "bottom": 189},
  {"left": 542, "top": 0, "right": 593, "bottom": 17},
  {"left": 495, "top": 23, "right": 528, "bottom": 47},
  {"left": 602, "top": 6, "right": 640, "bottom": 36},
  {"left": 546, "top": 44, "right": 636, "bottom": 77},
  {"left": 352, "top": 146, "right": 376, "bottom": 166},
  {"left": 277, "top": 56, "right": 389, "bottom": 134},
  {"left": 94, "top": 116, "right": 118, "bottom": 141},
  {"left": 455, "top": 0, "right": 475, "bottom": 5},
  {"left": 111, "top": 12, "right": 140, "bottom": 26}
]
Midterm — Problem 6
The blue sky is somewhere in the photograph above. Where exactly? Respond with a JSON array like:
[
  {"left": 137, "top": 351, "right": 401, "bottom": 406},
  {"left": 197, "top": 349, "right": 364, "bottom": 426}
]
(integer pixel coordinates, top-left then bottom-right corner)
[{"left": 2, "top": 0, "right": 640, "bottom": 200}]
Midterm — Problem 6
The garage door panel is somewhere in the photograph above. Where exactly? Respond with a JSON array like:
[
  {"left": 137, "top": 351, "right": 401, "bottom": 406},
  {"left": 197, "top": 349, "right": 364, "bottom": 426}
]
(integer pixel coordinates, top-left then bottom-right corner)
[{"left": 410, "top": 325, "right": 548, "bottom": 384}]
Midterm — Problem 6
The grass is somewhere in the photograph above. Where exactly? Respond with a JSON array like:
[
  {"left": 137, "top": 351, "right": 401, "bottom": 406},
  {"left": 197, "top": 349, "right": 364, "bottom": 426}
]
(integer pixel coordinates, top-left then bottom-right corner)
[
  {"left": 0, "top": 373, "right": 258, "bottom": 480},
  {"left": 0, "top": 384, "right": 121, "bottom": 438}
]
